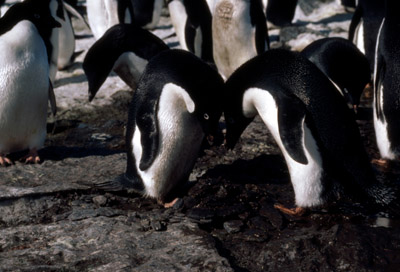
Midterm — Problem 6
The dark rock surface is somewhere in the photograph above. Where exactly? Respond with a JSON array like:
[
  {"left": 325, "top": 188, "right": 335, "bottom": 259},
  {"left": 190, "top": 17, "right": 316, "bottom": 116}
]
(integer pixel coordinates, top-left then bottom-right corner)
[{"left": 1, "top": 0, "right": 400, "bottom": 271}]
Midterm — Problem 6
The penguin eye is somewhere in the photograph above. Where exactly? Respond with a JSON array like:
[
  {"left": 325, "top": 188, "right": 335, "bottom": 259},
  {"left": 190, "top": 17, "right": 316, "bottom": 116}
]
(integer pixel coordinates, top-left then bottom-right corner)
[
  {"left": 34, "top": 14, "right": 40, "bottom": 19},
  {"left": 204, "top": 113, "right": 209, "bottom": 120}
]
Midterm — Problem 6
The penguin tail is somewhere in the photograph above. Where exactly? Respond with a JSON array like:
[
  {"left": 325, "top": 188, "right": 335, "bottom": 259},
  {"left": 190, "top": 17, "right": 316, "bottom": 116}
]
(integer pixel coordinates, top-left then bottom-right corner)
[
  {"left": 94, "top": 174, "right": 144, "bottom": 195},
  {"left": 365, "top": 182, "right": 400, "bottom": 217}
]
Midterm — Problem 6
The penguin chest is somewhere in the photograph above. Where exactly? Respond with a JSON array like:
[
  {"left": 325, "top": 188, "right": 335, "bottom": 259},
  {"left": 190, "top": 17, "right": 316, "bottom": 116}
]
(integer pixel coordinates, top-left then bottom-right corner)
[
  {"left": 112, "top": 52, "right": 149, "bottom": 90},
  {"left": 0, "top": 21, "right": 49, "bottom": 153},
  {"left": 212, "top": 0, "right": 257, "bottom": 79},
  {"left": 168, "top": 0, "right": 189, "bottom": 50},
  {"left": 87, "top": 0, "right": 122, "bottom": 39},
  {"left": 243, "top": 88, "right": 324, "bottom": 207},
  {"left": 132, "top": 83, "right": 204, "bottom": 198}
]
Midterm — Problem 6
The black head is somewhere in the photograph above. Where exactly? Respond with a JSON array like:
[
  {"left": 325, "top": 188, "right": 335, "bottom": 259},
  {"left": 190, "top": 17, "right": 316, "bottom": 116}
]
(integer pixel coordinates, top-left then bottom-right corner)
[{"left": 0, "top": 0, "right": 61, "bottom": 37}]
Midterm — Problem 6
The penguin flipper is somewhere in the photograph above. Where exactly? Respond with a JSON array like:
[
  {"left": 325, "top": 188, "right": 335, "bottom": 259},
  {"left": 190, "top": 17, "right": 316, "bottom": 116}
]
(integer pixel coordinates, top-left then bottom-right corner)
[
  {"left": 184, "top": 20, "right": 197, "bottom": 54},
  {"left": 95, "top": 174, "right": 144, "bottom": 194},
  {"left": 63, "top": 1, "right": 90, "bottom": 29},
  {"left": 277, "top": 93, "right": 308, "bottom": 164},
  {"left": 348, "top": 5, "right": 362, "bottom": 41},
  {"left": 137, "top": 102, "right": 160, "bottom": 171},
  {"left": 374, "top": 50, "right": 385, "bottom": 120},
  {"left": 250, "top": 0, "right": 269, "bottom": 53},
  {"left": 48, "top": 80, "right": 57, "bottom": 116}
]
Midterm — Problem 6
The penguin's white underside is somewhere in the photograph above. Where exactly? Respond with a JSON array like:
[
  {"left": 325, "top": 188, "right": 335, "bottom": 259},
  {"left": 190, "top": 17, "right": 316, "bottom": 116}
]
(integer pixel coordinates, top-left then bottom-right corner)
[
  {"left": 213, "top": 0, "right": 259, "bottom": 79},
  {"left": 353, "top": 18, "right": 365, "bottom": 55},
  {"left": 132, "top": 83, "right": 203, "bottom": 198},
  {"left": 0, "top": 21, "right": 49, "bottom": 154},
  {"left": 242, "top": 88, "right": 324, "bottom": 207},
  {"left": 168, "top": 0, "right": 189, "bottom": 51}
]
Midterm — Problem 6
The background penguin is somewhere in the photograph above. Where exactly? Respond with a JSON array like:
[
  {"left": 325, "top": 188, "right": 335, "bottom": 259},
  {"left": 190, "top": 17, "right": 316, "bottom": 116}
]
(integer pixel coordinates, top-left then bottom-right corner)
[
  {"left": 373, "top": 0, "right": 400, "bottom": 164},
  {"left": 96, "top": 49, "right": 224, "bottom": 206},
  {"left": 224, "top": 48, "right": 397, "bottom": 215},
  {"left": 132, "top": 0, "right": 164, "bottom": 29},
  {"left": 86, "top": 0, "right": 134, "bottom": 40},
  {"left": 212, "top": 0, "right": 269, "bottom": 80},
  {"left": 83, "top": 23, "right": 169, "bottom": 102},
  {"left": 301, "top": 37, "right": 371, "bottom": 112},
  {"left": 348, "top": 0, "right": 385, "bottom": 72},
  {"left": 263, "top": 0, "right": 298, "bottom": 27},
  {"left": 0, "top": 0, "right": 60, "bottom": 165},
  {"left": 168, "top": 0, "right": 214, "bottom": 64}
]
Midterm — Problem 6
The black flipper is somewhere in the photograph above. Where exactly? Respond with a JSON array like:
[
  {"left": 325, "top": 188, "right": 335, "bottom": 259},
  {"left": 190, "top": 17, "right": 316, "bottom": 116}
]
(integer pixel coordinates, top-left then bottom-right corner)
[
  {"left": 48, "top": 80, "right": 57, "bottom": 116},
  {"left": 276, "top": 93, "right": 308, "bottom": 164},
  {"left": 250, "top": 0, "right": 269, "bottom": 53},
  {"left": 184, "top": 19, "right": 197, "bottom": 54},
  {"left": 136, "top": 98, "right": 160, "bottom": 171},
  {"left": 348, "top": 5, "right": 362, "bottom": 42}
]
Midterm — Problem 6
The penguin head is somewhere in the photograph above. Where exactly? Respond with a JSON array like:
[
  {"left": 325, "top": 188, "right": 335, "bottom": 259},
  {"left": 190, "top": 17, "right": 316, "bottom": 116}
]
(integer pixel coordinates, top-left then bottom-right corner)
[
  {"left": 1, "top": 0, "right": 62, "bottom": 35},
  {"left": 223, "top": 86, "right": 254, "bottom": 149}
]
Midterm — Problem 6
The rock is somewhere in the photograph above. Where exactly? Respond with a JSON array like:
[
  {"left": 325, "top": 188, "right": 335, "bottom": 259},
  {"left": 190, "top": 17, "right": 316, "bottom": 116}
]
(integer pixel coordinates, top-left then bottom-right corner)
[{"left": 223, "top": 220, "right": 243, "bottom": 234}]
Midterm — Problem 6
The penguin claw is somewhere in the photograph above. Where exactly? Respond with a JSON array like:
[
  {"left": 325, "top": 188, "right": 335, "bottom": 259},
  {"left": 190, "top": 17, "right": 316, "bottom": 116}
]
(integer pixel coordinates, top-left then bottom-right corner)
[
  {"left": 0, "top": 155, "right": 13, "bottom": 166},
  {"left": 20, "top": 149, "right": 41, "bottom": 164},
  {"left": 371, "top": 158, "right": 391, "bottom": 172},
  {"left": 160, "top": 198, "right": 179, "bottom": 208},
  {"left": 274, "top": 203, "right": 307, "bottom": 216}
]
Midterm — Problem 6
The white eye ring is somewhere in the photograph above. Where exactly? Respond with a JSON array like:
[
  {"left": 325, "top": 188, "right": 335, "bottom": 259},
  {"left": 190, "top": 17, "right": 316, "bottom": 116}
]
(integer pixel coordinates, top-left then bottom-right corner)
[{"left": 204, "top": 113, "right": 209, "bottom": 120}]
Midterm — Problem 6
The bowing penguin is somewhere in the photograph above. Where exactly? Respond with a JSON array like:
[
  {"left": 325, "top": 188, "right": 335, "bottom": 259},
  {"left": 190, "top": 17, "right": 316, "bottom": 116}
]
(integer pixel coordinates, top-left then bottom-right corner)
[
  {"left": 373, "top": 0, "right": 400, "bottom": 164},
  {"left": 86, "top": 0, "right": 134, "bottom": 39},
  {"left": 0, "top": 0, "right": 60, "bottom": 165},
  {"left": 301, "top": 37, "right": 370, "bottom": 111},
  {"left": 83, "top": 23, "right": 169, "bottom": 101},
  {"left": 224, "top": 49, "right": 397, "bottom": 215},
  {"left": 212, "top": 0, "right": 269, "bottom": 80},
  {"left": 348, "top": 0, "right": 385, "bottom": 71},
  {"left": 96, "top": 49, "right": 224, "bottom": 206},
  {"left": 168, "top": 0, "right": 214, "bottom": 64}
]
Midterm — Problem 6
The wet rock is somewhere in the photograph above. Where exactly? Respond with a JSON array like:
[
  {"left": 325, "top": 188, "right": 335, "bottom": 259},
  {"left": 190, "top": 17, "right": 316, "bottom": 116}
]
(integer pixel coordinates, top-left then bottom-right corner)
[{"left": 223, "top": 220, "right": 243, "bottom": 234}]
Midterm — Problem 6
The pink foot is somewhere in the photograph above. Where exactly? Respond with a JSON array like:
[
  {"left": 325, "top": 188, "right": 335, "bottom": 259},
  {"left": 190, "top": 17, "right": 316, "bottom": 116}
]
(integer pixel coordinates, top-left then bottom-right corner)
[
  {"left": 0, "top": 154, "right": 12, "bottom": 166},
  {"left": 274, "top": 203, "right": 307, "bottom": 216},
  {"left": 21, "top": 149, "right": 41, "bottom": 164}
]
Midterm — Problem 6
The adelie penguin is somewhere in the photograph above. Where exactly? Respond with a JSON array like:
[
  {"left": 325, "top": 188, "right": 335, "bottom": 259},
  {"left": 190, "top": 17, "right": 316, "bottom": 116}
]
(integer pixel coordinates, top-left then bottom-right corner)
[
  {"left": 0, "top": 0, "right": 60, "bottom": 165},
  {"left": 83, "top": 23, "right": 169, "bottom": 101},
  {"left": 167, "top": 0, "right": 214, "bottom": 64},
  {"left": 86, "top": 0, "right": 135, "bottom": 39},
  {"left": 348, "top": 0, "right": 385, "bottom": 72},
  {"left": 224, "top": 49, "right": 398, "bottom": 216},
  {"left": 212, "top": 0, "right": 269, "bottom": 80},
  {"left": 96, "top": 49, "right": 224, "bottom": 207},
  {"left": 301, "top": 37, "right": 371, "bottom": 112},
  {"left": 373, "top": 0, "right": 400, "bottom": 166}
]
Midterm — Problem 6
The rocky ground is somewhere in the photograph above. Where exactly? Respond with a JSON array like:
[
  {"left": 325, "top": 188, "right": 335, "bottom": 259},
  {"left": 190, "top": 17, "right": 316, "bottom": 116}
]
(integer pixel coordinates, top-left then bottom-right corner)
[{"left": 1, "top": 0, "right": 400, "bottom": 271}]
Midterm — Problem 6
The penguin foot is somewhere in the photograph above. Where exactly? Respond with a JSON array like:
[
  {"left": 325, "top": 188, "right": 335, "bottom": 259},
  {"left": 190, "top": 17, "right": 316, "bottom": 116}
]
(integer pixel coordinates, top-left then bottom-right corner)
[
  {"left": 274, "top": 203, "right": 307, "bottom": 216},
  {"left": 159, "top": 198, "right": 179, "bottom": 208},
  {"left": 371, "top": 158, "right": 391, "bottom": 171},
  {"left": 0, "top": 155, "right": 13, "bottom": 166},
  {"left": 20, "top": 149, "right": 41, "bottom": 164}
]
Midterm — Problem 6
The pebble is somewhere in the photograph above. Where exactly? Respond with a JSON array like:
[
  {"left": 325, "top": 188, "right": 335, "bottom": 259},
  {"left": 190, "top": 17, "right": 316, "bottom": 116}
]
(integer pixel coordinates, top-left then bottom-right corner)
[
  {"left": 223, "top": 220, "right": 243, "bottom": 234},
  {"left": 92, "top": 195, "right": 108, "bottom": 207}
]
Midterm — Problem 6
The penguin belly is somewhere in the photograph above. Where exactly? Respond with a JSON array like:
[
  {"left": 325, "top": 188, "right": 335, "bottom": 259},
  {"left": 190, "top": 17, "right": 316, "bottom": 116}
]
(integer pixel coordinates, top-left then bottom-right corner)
[
  {"left": 131, "top": 83, "right": 204, "bottom": 199},
  {"left": 168, "top": 0, "right": 189, "bottom": 51},
  {"left": 57, "top": 7, "right": 75, "bottom": 70},
  {"left": 87, "top": 0, "right": 121, "bottom": 39},
  {"left": 352, "top": 19, "right": 365, "bottom": 55},
  {"left": 212, "top": 0, "right": 258, "bottom": 79},
  {"left": 112, "top": 52, "right": 149, "bottom": 90},
  {"left": 243, "top": 88, "right": 324, "bottom": 208},
  {"left": 0, "top": 21, "right": 49, "bottom": 154}
]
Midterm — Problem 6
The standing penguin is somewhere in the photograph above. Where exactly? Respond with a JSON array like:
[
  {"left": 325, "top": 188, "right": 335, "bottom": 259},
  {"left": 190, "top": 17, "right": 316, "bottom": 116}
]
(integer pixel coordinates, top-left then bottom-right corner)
[
  {"left": 373, "top": 0, "right": 400, "bottom": 163},
  {"left": 132, "top": 0, "right": 164, "bottom": 29},
  {"left": 348, "top": 0, "right": 385, "bottom": 72},
  {"left": 83, "top": 23, "right": 169, "bottom": 101},
  {"left": 168, "top": 0, "right": 214, "bottom": 64},
  {"left": 212, "top": 0, "right": 269, "bottom": 80},
  {"left": 224, "top": 49, "right": 397, "bottom": 215},
  {"left": 301, "top": 37, "right": 371, "bottom": 111},
  {"left": 96, "top": 49, "right": 224, "bottom": 206},
  {"left": 0, "top": 0, "right": 60, "bottom": 165},
  {"left": 86, "top": 0, "right": 134, "bottom": 39}
]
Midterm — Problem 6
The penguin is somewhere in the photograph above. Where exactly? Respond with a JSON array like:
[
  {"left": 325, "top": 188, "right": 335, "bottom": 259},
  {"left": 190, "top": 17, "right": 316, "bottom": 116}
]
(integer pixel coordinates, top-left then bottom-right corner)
[
  {"left": 132, "top": 0, "right": 164, "bottom": 29},
  {"left": 56, "top": 1, "right": 76, "bottom": 70},
  {"left": 86, "top": 0, "right": 134, "bottom": 40},
  {"left": 167, "top": 0, "right": 214, "bottom": 64},
  {"left": 373, "top": 0, "right": 400, "bottom": 163},
  {"left": 301, "top": 37, "right": 371, "bottom": 111},
  {"left": 0, "top": 0, "right": 60, "bottom": 165},
  {"left": 96, "top": 49, "right": 224, "bottom": 206},
  {"left": 212, "top": 0, "right": 269, "bottom": 80},
  {"left": 264, "top": 0, "right": 298, "bottom": 27},
  {"left": 224, "top": 49, "right": 397, "bottom": 215},
  {"left": 83, "top": 23, "right": 169, "bottom": 102},
  {"left": 348, "top": 0, "right": 385, "bottom": 72}
]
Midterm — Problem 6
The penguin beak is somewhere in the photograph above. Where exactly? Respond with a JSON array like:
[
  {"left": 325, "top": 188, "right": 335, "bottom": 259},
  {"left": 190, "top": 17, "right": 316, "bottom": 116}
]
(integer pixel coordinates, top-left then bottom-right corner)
[{"left": 353, "top": 104, "right": 358, "bottom": 114}]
